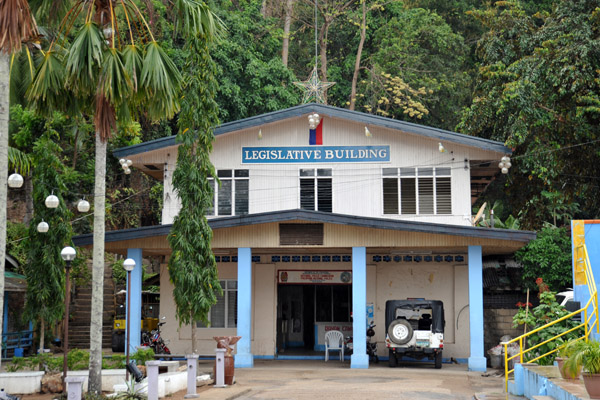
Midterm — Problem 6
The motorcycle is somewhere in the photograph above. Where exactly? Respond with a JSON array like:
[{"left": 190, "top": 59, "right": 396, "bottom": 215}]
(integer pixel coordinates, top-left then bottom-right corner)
[
  {"left": 142, "top": 317, "right": 171, "bottom": 354},
  {"left": 344, "top": 321, "right": 379, "bottom": 363}
]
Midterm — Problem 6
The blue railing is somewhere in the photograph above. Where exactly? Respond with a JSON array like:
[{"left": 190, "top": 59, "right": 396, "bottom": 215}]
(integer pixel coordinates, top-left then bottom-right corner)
[{"left": 1, "top": 330, "right": 34, "bottom": 359}]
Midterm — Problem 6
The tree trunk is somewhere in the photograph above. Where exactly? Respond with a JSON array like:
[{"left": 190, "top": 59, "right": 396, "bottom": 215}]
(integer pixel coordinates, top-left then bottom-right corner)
[
  {"left": 88, "top": 134, "right": 107, "bottom": 394},
  {"left": 282, "top": 0, "right": 293, "bottom": 67},
  {"left": 39, "top": 319, "right": 45, "bottom": 353},
  {"left": 318, "top": 19, "right": 331, "bottom": 103},
  {"left": 23, "top": 176, "right": 33, "bottom": 224},
  {"left": 0, "top": 52, "right": 10, "bottom": 371},
  {"left": 349, "top": 0, "right": 367, "bottom": 111},
  {"left": 191, "top": 314, "right": 197, "bottom": 355}
]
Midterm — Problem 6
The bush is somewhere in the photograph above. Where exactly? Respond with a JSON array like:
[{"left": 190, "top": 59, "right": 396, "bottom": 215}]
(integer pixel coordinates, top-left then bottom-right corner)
[{"left": 131, "top": 347, "right": 155, "bottom": 365}]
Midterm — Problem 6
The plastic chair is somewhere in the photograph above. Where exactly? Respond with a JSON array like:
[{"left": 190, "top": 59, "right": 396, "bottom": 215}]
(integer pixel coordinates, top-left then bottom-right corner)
[{"left": 324, "top": 330, "right": 344, "bottom": 362}]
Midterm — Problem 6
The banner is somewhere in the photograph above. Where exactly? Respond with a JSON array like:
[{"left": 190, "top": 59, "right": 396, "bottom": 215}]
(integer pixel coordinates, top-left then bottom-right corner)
[{"left": 278, "top": 270, "right": 352, "bottom": 284}]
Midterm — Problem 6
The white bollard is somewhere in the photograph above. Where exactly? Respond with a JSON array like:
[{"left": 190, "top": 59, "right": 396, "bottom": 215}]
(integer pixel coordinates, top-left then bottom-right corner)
[
  {"left": 185, "top": 354, "right": 200, "bottom": 398},
  {"left": 146, "top": 360, "right": 162, "bottom": 400},
  {"left": 65, "top": 376, "right": 86, "bottom": 400},
  {"left": 214, "top": 348, "right": 227, "bottom": 388}
]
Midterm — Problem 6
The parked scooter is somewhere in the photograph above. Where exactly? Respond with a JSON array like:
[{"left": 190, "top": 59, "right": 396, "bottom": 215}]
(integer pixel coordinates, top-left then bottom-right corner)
[
  {"left": 142, "top": 317, "right": 171, "bottom": 354},
  {"left": 344, "top": 321, "right": 379, "bottom": 363}
]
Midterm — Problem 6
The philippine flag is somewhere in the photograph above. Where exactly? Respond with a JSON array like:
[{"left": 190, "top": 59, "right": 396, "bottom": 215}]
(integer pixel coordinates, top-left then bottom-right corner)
[{"left": 309, "top": 119, "right": 323, "bottom": 145}]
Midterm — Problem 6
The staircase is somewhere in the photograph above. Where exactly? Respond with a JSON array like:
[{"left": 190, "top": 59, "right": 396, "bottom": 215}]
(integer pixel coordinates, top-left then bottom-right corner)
[
  {"left": 68, "top": 263, "right": 115, "bottom": 349},
  {"left": 504, "top": 243, "right": 599, "bottom": 389}
]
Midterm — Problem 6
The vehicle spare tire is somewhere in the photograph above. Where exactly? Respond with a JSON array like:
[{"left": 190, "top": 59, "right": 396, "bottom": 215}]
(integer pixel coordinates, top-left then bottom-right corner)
[{"left": 388, "top": 319, "right": 413, "bottom": 345}]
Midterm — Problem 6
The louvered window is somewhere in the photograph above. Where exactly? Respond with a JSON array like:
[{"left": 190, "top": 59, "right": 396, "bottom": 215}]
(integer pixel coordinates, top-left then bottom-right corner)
[
  {"left": 300, "top": 169, "right": 332, "bottom": 212},
  {"left": 207, "top": 169, "right": 249, "bottom": 216},
  {"left": 197, "top": 280, "right": 237, "bottom": 328},
  {"left": 382, "top": 167, "right": 451, "bottom": 215}
]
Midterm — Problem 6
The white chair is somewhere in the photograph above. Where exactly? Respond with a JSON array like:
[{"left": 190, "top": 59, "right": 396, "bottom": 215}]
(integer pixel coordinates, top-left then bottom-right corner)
[{"left": 324, "top": 330, "right": 344, "bottom": 362}]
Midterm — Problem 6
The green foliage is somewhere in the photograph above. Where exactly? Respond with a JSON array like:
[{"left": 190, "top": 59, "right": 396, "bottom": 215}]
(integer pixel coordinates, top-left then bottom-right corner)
[
  {"left": 22, "top": 124, "right": 75, "bottom": 335},
  {"left": 102, "top": 354, "right": 126, "bottom": 369},
  {"left": 168, "top": 31, "right": 222, "bottom": 328},
  {"left": 68, "top": 348, "right": 90, "bottom": 371},
  {"left": 6, "top": 221, "right": 28, "bottom": 273},
  {"left": 564, "top": 340, "right": 600, "bottom": 375},
  {"left": 516, "top": 226, "right": 572, "bottom": 292},
  {"left": 113, "top": 380, "right": 148, "bottom": 400},
  {"left": 512, "top": 291, "right": 582, "bottom": 365},
  {"left": 27, "top": 352, "right": 63, "bottom": 373},
  {"left": 6, "top": 356, "right": 28, "bottom": 372},
  {"left": 131, "top": 347, "right": 155, "bottom": 365}
]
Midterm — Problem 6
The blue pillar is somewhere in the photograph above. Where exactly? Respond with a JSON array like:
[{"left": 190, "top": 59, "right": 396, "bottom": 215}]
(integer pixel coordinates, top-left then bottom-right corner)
[
  {"left": 351, "top": 247, "right": 369, "bottom": 368},
  {"left": 126, "top": 248, "right": 143, "bottom": 354},
  {"left": 468, "top": 245, "right": 486, "bottom": 371},
  {"left": 235, "top": 248, "right": 253, "bottom": 368}
]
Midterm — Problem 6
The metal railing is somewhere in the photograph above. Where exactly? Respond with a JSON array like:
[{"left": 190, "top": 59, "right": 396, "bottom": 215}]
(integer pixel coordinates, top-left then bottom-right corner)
[{"left": 503, "top": 243, "right": 599, "bottom": 390}]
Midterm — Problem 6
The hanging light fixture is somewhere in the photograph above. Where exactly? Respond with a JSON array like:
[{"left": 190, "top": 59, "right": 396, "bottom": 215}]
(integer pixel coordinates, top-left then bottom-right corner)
[
  {"left": 365, "top": 127, "right": 372, "bottom": 138},
  {"left": 308, "top": 113, "right": 320, "bottom": 129},
  {"left": 120, "top": 158, "right": 133, "bottom": 175},
  {"left": 37, "top": 220, "right": 49, "bottom": 233},
  {"left": 499, "top": 155, "right": 512, "bottom": 174},
  {"left": 438, "top": 143, "right": 446, "bottom": 153},
  {"left": 45, "top": 193, "right": 59, "bottom": 208},
  {"left": 258, "top": 129, "right": 262, "bottom": 140},
  {"left": 77, "top": 199, "right": 90, "bottom": 213},
  {"left": 7, "top": 172, "right": 24, "bottom": 188}
]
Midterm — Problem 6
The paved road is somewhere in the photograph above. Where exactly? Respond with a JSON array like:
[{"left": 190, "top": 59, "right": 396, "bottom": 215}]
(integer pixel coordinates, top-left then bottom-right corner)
[{"left": 193, "top": 360, "right": 521, "bottom": 400}]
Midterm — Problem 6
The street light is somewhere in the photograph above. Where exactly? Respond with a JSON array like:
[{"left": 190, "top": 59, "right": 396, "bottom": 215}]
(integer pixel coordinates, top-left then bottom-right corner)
[
  {"left": 45, "top": 193, "right": 59, "bottom": 208},
  {"left": 123, "top": 258, "right": 136, "bottom": 381},
  {"left": 7, "top": 172, "right": 24, "bottom": 188},
  {"left": 60, "top": 246, "right": 76, "bottom": 389}
]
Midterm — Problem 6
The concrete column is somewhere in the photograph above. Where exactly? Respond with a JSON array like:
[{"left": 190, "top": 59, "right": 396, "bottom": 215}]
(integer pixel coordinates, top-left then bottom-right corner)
[
  {"left": 146, "top": 360, "right": 161, "bottom": 400},
  {"left": 126, "top": 248, "right": 143, "bottom": 353},
  {"left": 468, "top": 245, "right": 486, "bottom": 371},
  {"left": 185, "top": 354, "right": 199, "bottom": 398},
  {"left": 235, "top": 248, "right": 253, "bottom": 368},
  {"left": 351, "top": 247, "right": 369, "bottom": 369},
  {"left": 65, "top": 376, "right": 86, "bottom": 400},
  {"left": 214, "top": 348, "right": 227, "bottom": 388}
]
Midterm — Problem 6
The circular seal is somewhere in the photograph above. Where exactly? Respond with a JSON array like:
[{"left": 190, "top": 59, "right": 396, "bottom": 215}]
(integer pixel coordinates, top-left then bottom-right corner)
[
  {"left": 340, "top": 271, "right": 351, "bottom": 283},
  {"left": 280, "top": 271, "right": 288, "bottom": 282}
]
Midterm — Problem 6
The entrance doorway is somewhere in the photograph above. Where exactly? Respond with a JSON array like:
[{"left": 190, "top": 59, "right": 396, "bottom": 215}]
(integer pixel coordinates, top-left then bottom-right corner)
[{"left": 276, "top": 283, "right": 352, "bottom": 355}]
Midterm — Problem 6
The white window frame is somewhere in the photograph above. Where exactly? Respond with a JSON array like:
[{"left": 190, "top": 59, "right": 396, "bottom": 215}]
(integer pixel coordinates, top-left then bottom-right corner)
[
  {"left": 382, "top": 167, "right": 452, "bottom": 215},
  {"left": 207, "top": 170, "right": 249, "bottom": 216},
  {"left": 196, "top": 279, "right": 237, "bottom": 329},
  {"left": 298, "top": 168, "right": 333, "bottom": 212}
]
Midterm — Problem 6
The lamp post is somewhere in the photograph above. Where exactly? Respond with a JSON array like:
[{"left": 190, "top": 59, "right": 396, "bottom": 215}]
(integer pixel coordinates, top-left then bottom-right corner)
[
  {"left": 60, "top": 246, "right": 76, "bottom": 389},
  {"left": 123, "top": 258, "right": 136, "bottom": 381}
]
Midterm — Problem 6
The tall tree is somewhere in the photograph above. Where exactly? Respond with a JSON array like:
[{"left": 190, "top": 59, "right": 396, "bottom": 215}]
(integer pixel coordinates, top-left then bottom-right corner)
[
  {"left": 0, "top": 0, "right": 38, "bottom": 370},
  {"left": 168, "top": 4, "right": 224, "bottom": 354},
  {"left": 27, "top": 2, "right": 183, "bottom": 392},
  {"left": 282, "top": 0, "right": 294, "bottom": 67},
  {"left": 459, "top": 0, "right": 600, "bottom": 229},
  {"left": 23, "top": 127, "right": 74, "bottom": 353}
]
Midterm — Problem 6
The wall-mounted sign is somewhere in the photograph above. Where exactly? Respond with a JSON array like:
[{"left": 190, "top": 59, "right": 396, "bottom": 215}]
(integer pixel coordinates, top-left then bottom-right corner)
[
  {"left": 242, "top": 146, "right": 390, "bottom": 164},
  {"left": 278, "top": 270, "right": 352, "bottom": 284}
]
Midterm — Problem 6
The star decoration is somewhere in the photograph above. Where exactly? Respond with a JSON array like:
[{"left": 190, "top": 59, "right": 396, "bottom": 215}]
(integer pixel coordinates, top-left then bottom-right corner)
[{"left": 293, "top": 67, "right": 336, "bottom": 104}]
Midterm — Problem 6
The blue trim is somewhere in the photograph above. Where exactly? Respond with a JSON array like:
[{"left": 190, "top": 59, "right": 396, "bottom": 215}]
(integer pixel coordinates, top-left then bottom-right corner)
[
  {"left": 235, "top": 248, "right": 253, "bottom": 368},
  {"left": 2, "top": 297, "right": 7, "bottom": 334},
  {"left": 351, "top": 247, "right": 369, "bottom": 369},
  {"left": 468, "top": 246, "right": 486, "bottom": 372},
  {"left": 314, "top": 324, "right": 319, "bottom": 351},
  {"left": 126, "top": 249, "right": 143, "bottom": 353}
]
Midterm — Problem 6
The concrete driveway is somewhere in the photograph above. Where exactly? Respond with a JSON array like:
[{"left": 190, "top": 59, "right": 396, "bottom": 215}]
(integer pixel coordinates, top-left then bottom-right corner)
[{"left": 192, "top": 359, "right": 520, "bottom": 400}]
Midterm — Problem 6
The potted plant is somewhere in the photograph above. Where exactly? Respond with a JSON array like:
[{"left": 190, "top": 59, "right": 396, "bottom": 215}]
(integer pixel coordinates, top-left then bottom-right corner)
[
  {"left": 564, "top": 340, "right": 600, "bottom": 398},
  {"left": 556, "top": 340, "right": 583, "bottom": 379}
]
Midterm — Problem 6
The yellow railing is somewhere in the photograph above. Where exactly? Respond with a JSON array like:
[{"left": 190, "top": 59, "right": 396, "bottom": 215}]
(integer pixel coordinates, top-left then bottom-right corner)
[{"left": 503, "top": 243, "right": 599, "bottom": 390}]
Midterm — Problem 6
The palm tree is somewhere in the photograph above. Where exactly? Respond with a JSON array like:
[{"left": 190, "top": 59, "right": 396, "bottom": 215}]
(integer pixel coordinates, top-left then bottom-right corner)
[
  {"left": 0, "top": 0, "right": 38, "bottom": 370},
  {"left": 27, "top": 0, "right": 222, "bottom": 392}
]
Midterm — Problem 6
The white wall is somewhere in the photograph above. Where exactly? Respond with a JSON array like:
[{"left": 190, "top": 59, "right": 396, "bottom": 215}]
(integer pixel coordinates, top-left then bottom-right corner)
[{"left": 160, "top": 115, "right": 501, "bottom": 225}]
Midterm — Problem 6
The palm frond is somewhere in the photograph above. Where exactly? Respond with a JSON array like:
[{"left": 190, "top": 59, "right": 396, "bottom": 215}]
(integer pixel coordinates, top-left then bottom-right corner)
[
  {"left": 141, "top": 41, "right": 182, "bottom": 120},
  {"left": 99, "top": 48, "right": 132, "bottom": 106},
  {"left": 27, "top": 49, "right": 74, "bottom": 115},
  {"left": 8, "top": 146, "right": 31, "bottom": 175},
  {"left": 9, "top": 48, "right": 35, "bottom": 105},
  {"left": 172, "top": 0, "right": 225, "bottom": 42},
  {"left": 28, "top": 0, "right": 71, "bottom": 27},
  {"left": 122, "top": 44, "right": 142, "bottom": 94},
  {"left": 0, "top": 0, "right": 39, "bottom": 54},
  {"left": 65, "top": 22, "right": 104, "bottom": 96}
]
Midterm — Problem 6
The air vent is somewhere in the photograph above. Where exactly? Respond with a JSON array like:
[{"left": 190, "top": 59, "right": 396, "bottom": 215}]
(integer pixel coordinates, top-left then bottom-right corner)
[
  {"left": 144, "top": 164, "right": 160, "bottom": 170},
  {"left": 280, "top": 223, "right": 324, "bottom": 245}
]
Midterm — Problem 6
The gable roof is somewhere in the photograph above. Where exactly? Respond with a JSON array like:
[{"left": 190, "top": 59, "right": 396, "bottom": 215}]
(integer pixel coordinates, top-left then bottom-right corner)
[
  {"left": 113, "top": 103, "right": 510, "bottom": 158},
  {"left": 72, "top": 209, "right": 535, "bottom": 247}
]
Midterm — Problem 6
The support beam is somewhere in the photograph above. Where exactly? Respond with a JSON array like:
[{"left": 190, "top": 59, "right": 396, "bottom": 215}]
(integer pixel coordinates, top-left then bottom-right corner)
[
  {"left": 351, "top": 247, "right": 369, "bottom": 369},
  {"left": 468, "top": 245, "right": 486, "bottom": 371},
  {"left": 235, "top": 248, "right": 253, "bottom": 368},
  {"left": 126, "top": 248, "right": 143, "bottom": 353}
]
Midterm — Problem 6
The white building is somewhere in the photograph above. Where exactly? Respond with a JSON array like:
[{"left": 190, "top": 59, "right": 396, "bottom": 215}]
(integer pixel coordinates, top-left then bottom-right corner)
[{"left": 74, "top": 103, "right": 535, "bottom": 370}]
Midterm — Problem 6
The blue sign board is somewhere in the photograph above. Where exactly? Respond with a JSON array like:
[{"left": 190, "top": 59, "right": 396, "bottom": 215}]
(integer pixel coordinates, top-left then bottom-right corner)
[{"left": 242, "top": 146, "right": 390, "bottom": 164}]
